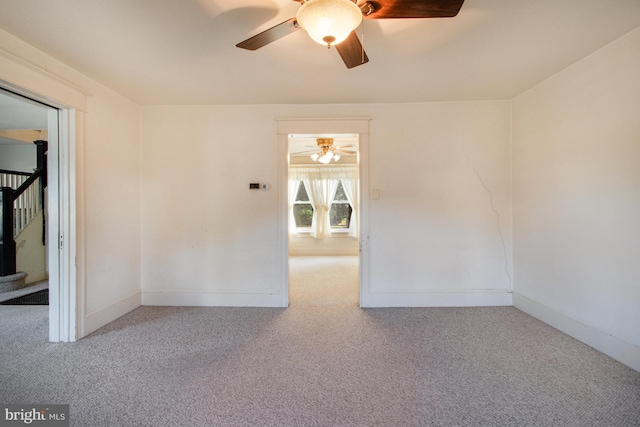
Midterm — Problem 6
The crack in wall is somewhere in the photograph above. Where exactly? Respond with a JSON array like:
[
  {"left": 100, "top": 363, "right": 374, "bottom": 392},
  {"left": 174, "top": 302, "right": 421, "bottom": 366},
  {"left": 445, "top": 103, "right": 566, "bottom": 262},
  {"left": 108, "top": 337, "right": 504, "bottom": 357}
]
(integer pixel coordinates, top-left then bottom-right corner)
[{"left": 463, "top": 148, "right": 513, "bottom": 287}]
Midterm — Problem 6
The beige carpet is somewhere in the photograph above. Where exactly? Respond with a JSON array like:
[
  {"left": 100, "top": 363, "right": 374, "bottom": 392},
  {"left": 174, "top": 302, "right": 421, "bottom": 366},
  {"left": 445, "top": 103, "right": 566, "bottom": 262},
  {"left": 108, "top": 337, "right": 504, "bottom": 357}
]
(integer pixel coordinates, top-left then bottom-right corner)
[
  {"left": 289, "top": 256, "right": 359, "bottom": 307},
  {"left": 2, "top": 305, "right": 639, "bottom": 426}
]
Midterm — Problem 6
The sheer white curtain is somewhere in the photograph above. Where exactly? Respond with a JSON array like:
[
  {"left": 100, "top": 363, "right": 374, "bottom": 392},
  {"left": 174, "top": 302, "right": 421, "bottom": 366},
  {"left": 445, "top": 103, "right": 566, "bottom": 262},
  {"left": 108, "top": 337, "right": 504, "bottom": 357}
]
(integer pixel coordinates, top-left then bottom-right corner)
[
  {"left": 341, "top": 177, "right": 358, "bottom": 237},
  {"left": 288, "top": 179, "right": 300, "bottom": 236},
  {"left": 306, "top": 176, "right": 339, "bottom": 239},
  {"left": 289, "top": 165, "right": 358, "bottom": 239}
]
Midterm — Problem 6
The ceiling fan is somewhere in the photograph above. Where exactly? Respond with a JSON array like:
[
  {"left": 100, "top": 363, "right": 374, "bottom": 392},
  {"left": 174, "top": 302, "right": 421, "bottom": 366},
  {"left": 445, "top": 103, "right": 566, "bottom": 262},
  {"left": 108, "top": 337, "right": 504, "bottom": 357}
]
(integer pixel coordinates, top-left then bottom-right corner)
[
  {"left": 236, "top": 0, "right": 465, "bottom": 69},
  {"left": 294, "top": 138, "right": 357, "bottom": 163}
]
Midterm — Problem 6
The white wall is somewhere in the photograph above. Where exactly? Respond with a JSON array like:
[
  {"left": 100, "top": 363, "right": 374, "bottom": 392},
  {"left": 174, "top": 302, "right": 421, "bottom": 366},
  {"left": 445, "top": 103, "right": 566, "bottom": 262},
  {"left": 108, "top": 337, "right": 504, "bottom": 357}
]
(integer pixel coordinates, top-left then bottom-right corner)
[
  {"left": 140, "top": 101, "right": 512, "bottom": 307},
  {"left": 289, "top": 234, "right": 358, "bottom": 256},
  {"left": 16, "top": 210, "right": 46, "bottom": 283},
  {"left": 0, "top": 143, "right": 36, "bottom": 172},
  {"left": 367, "top": 101, "right": 512, "bottom": 306},
  {"left": 140, "top": 106, "right": 282, "bottom": 306},
  {"left": 81, "top": 80, "right": 141, "bottom": 335},
  {"left": 512, "top": 27, "right": 640, "bottom": 370}
]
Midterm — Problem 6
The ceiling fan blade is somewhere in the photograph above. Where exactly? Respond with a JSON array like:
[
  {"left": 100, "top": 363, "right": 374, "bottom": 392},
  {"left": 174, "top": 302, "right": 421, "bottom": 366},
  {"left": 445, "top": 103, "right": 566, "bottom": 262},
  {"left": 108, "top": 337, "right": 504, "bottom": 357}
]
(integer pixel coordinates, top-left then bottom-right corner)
[
  {"left": 335, "top": 31, "right": 369, "bottom": 69},
  {"left": 364, "top": 0, "right": 465, "bottom": 19},
  {"left": 335, "top": 150, "right": 358, "bottom": 155},
  {"left": 236, "top": 18, "right": 299, "bottom": 50}
]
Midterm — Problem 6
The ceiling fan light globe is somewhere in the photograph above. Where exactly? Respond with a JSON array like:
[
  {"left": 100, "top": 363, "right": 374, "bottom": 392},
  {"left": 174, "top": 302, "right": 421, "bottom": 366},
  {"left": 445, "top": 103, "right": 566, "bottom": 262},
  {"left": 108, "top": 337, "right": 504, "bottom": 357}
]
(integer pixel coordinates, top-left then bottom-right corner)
[
  {"left": 296, "top": 0, "right": 362, "bottom": 47},
  {"left": 318, "top": 155, "right": 333, "bottom": 164}
]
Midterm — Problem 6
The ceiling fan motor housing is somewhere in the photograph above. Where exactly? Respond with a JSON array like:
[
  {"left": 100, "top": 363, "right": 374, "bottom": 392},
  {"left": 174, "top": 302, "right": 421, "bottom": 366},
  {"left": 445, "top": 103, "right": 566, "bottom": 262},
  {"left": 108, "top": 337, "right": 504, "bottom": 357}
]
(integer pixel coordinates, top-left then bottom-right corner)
[{"left": 317, "top": 137, "right": 334, "bottom": 147}]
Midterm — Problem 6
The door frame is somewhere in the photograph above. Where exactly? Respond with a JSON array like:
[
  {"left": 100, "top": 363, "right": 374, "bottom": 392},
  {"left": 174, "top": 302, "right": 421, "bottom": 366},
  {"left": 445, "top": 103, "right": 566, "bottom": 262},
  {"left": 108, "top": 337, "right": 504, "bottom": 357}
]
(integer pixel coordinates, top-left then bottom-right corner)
[
  {"left": 277, "top": 118, "right": 371, "bottom": 307},
  {"left": 48, "top": 107, "right": 77, "bottom": 342},
  {"left": 0, "top": 51, "right": 85, "bottom": 341}
]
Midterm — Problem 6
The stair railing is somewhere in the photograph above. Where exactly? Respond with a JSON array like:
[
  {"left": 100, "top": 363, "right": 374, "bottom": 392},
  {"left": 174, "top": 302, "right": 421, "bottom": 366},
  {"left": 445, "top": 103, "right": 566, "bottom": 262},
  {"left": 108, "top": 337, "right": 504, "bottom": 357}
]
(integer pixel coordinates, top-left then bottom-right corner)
[
  {"left": 0, "top": 171, "right": 41, "bottom": 237},
  {"left": 0, "top": 140, "right": 47, "bottom": 277}
]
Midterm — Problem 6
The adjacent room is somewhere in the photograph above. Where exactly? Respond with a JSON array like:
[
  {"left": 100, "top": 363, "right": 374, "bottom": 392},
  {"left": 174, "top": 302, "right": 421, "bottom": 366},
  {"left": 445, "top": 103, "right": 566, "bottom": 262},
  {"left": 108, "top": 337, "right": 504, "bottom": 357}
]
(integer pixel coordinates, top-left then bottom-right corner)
[
  {"left": 0, "top": 90, "right": 51, "bottom": 307},
  {"left": 288, "top": 133, "right": 360, "bottom": 307}
]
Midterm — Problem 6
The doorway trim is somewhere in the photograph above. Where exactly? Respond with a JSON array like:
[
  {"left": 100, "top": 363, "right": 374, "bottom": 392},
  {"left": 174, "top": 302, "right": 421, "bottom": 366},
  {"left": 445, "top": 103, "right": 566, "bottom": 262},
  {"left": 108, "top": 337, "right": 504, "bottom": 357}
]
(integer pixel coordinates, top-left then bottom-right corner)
[
  {"left": 277, "top": 118, "right": 371, "bottom": 307},
  {"left": 48, "top": 108, "right": 77, "bottom": 342},
  {"left": 1, "top": 47, "right": 85, "bottom": 341}
]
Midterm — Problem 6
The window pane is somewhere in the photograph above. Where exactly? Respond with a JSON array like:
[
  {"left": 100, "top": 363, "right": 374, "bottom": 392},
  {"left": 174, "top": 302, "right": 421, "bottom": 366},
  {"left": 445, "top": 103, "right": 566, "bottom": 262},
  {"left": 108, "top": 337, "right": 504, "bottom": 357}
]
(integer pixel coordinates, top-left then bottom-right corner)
[
  {"left": 295, "top": 182, "right": 309, "bottom": 201},
  {"left": 334, "top": 181, "right": 348, "bottom": 201},
  {"left": 330, "top": 203, "right": 352, "bottom": 228},
  {"left": 294, "top": 204, "right": 313, "bottom": 227}
]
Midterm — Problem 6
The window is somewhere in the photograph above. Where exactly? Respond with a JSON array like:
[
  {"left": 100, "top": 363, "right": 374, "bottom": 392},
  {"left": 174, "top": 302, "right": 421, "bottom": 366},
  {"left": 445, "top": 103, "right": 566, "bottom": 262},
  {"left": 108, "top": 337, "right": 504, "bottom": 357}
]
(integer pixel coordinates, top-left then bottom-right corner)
[
  {"left": 330, "top": 181, "right": 352, "bottom": 229},
  {"left": 292, "top": 180, "right": 353, "bottom": 230},
  {"left": 293, "top": 182, "right": 313, "bottom": 228}
]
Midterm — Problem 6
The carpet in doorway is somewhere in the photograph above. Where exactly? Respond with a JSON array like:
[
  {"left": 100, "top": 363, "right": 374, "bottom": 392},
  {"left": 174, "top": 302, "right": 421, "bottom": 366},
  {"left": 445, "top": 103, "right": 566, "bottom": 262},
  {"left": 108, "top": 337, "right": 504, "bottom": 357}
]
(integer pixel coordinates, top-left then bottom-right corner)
[{"left": 289, "top": 256, "right": 359, "bottom": 307}]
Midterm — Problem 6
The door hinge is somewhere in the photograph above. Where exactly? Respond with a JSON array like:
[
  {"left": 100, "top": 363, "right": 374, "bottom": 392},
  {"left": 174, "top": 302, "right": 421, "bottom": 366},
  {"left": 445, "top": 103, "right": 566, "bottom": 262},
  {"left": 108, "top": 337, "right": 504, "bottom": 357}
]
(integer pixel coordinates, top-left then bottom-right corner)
[{"left": 59, "top": 234, "right": 63, "bottom": 249}]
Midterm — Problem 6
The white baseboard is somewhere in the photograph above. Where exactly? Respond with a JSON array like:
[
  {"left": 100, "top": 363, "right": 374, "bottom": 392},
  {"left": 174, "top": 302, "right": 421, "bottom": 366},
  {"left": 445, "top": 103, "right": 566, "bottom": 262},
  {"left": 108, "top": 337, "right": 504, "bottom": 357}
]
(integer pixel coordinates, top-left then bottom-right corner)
[
  {"left": 82, "top": 291, "right": 141, "bottom": 337},
  {"left": 141, "top": 290, "right": 283, "bottom": 307},
  {"left": 363, "top": 290, "right": 513, "bottom": 308},
  {"left": 513, "top": 293, "right": 640, "bottom": 372}
]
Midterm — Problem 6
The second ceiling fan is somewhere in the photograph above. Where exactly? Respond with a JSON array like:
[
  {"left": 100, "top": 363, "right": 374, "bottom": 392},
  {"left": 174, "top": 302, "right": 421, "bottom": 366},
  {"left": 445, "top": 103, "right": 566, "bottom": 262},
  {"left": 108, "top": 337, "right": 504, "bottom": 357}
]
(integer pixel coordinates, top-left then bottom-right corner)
[
  {"left": 236, "top": 0, "right": 465, "bottom": 69},
  {"left": 297, "top": 138, "right": 357, "bottom": 164}
]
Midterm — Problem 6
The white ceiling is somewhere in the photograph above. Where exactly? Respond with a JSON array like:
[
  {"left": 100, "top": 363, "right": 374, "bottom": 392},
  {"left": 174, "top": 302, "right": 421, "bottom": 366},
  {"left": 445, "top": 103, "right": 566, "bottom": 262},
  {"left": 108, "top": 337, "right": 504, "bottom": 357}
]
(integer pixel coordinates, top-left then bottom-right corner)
[
  {"left": 0, "top": 0, "right": 639, "bottom": 106},
  {"left": 0, "top": 89, "right": 49, "bottom": 144},
  {"left": 0, "top": 90, "right": 48, "bottom": 129}
]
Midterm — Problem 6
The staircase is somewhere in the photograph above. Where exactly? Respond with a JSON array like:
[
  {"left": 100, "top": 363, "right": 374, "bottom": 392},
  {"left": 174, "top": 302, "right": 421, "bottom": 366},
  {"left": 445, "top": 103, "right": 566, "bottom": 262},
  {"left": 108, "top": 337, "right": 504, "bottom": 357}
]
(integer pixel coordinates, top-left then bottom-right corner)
[{"left": 0, "top": 140, "right": 47, "bottom": 291}]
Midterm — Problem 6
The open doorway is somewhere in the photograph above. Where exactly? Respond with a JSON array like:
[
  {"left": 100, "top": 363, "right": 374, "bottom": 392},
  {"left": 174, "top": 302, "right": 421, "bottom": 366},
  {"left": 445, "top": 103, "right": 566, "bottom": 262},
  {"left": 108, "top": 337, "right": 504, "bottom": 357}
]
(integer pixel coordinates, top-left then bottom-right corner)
[
  {"left": 0, "top": 85, "right": 76, "bottom": 342},
  {"left": 286, "top": 133, "right": 360, "bottom": 307},
  {"left": 278, "top": 119, "right": 371, "bottom": 308},
  {"left": 0, "top": 88, "right": 58, "bottom": 337}
]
